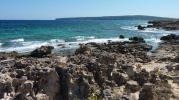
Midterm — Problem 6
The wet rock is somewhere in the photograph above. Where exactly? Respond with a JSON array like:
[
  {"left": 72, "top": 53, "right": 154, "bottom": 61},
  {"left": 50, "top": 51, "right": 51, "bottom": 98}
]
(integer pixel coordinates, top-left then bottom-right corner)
[
  {"left": 137, "top": 25, "right": 145, "bottom": 30},
  {"left": 119, "top": 35, "right": 125, "bottom": 39},
  {"left": 57, "top": 44, "right": 65, "bottom": 47},
  {"left": 30, "top": 46, "right": 54, "bottom": 58},
  {"left": 148, "top": 20, "right": 179, "bottom": 31},
  {"left": 129, "top": 37, "right": 145, "bottom": 43},
  {"left": 160, "top": 34, "right": 179, "bottom": 42}
]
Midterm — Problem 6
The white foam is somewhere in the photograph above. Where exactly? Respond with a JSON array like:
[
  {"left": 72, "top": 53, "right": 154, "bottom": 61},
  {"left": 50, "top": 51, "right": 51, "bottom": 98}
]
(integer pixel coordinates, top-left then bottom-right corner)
[
  {"left": 121, "top": 26, "right": 138, "bottom": 31},
  {"left": 0, "top": 43, "right": 2, "bottom": 47},
  {"left": 80, "top": 37, "right": 129, "bottom": 44},
  {"left": 48, "top": 39, "right": 65, "bottom": 44},
  {"left": 145, "top": 38, "right": 162, "bottom": 50},
  {"left": 145, "top": 38, "right": 161, "bottom": 43},
  {"left": 121, "top": 25, "right": 179, "bottom": 34},
  {"left": 0, "top": 41, "right": 49, "bottom": 53},
  {"left": 10, "top": 38, "right": 24, "bottom": 42},
  {"left": 0, "top": 39, "right": 67, "bottom": 53},
  {"left": 0, "top": 36, "right": 165, "bottom": 53},
  {"left": 1, "top": 37, "right": 130, "bottom": 53},
  {"left": 73, "top": 36, "right": 95, "bottom": 41},
  {"left": 139, "top": 28, "right": 179, "bottom": 34}
]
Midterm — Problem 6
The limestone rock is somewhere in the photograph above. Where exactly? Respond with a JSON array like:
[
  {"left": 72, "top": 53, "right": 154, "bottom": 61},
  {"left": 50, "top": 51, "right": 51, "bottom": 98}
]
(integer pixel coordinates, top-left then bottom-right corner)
[
  {"left": 40, "top": 69, "right": 60, "bottom": 100},
  {"left": 112, "top": 72, "right": 129, "bottom": 86},
  {"left": 134, "top": 69, "right": 150, "bottom": 86},
  {"left": 139, "top": 83, "right": 157, "bottom": 100},
  {"left": 126, "top": 80, "right": 140, "bottom": 93}
]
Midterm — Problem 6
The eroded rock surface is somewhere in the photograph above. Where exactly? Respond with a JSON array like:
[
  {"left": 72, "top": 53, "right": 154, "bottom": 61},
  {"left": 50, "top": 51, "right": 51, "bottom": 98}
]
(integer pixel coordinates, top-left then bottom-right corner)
[{"left": 0, "top": 35, "right": 179, "bottom": 100}]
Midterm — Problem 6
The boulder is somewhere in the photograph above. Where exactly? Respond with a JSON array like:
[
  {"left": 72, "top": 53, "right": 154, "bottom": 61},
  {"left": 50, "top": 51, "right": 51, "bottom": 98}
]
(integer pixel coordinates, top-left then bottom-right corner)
[
  {"left": 160, "top": 34, "right": 179, "bottom": 41},
  {"left": 137, "top": 25, "right": 145, "bottom": 30},
  {"left": 121, "top": 64, "right": 135, "bottom": 78},
  {"left": 57, "top": 44, "right": 65, "bottom": 47},
  {"left": 75, "top": 44, "right": 92, "bottom": 55},
  {"left": 126, "top": 80, "right": 140, "bottom": 93},
  {"left": 119, "top": 35, "right": 125, "bottom": 39},
  {"left": 75, "top": 77, "right": 90, "bottom": 99},
  {"left": 129, "top": 37, "right": 145, "bottom": 43},
  {"left": 134, "top": 69, "right": 150, "bottom": 86},
  {"left": 40, "top": 69, "right": 60, "bottom": 100},
  {"left": 0, "top": 80, "right": 6, "bottom": 98},
  {"left": 30, "top": 46, "right": 54, "bottom": 58},
  {"left": 139, "top": 83, "right": 157, "bottom": 100},
  {"left": 112, "top": 72, "right": 129, "bottom": 86},
  {"left": 148, "top": 20, "right": 179, "bottom": 31}
]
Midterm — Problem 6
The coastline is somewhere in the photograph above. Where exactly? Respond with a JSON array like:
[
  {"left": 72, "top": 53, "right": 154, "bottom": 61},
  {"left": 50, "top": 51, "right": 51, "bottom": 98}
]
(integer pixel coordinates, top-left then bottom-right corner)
[
  {"left": 1, "top": 18, "right": 178, "bottom": 54},
  {"left": 0, "top": 34, "right": 179, "bottom": 99}
]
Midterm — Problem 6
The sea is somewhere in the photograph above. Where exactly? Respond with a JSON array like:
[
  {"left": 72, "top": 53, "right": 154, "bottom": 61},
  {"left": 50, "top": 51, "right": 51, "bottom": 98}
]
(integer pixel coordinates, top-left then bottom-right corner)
[{"left": 0, "top": 18, "right": 179, "bottom": 54}]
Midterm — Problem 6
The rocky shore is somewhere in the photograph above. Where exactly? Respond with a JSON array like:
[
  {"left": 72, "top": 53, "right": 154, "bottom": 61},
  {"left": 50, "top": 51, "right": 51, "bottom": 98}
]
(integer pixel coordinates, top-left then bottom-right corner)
[
  {"left": 137, "top": 20, "right": 179, "bottom": 31},
  {"left": 0, "top": 35, "right": 179, "bottom": 100}
]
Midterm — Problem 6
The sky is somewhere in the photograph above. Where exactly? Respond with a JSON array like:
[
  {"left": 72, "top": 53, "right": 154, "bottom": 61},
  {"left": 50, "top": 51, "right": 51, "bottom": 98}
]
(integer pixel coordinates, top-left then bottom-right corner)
[{"left": 0, "top": 0, "right": 179, "bottom": 20}]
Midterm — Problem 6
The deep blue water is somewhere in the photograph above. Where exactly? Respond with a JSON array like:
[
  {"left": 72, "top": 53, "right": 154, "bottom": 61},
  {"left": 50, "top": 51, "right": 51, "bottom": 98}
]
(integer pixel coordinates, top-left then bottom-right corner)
[{"left": 0, "top": 19, "right": 178, "bottom": 53}]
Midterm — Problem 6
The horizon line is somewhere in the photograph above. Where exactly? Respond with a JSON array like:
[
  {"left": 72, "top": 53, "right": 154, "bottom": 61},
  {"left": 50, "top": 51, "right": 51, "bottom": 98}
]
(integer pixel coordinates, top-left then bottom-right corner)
[{"left": 0, "top": 15, "right": 178, "bottom": 20}]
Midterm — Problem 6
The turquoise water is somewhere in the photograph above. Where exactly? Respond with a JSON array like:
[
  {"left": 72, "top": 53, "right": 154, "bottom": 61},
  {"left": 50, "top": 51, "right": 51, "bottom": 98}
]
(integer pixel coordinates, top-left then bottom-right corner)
[{"left": 0, "top": 19, "right": 178, "bottom": 53}]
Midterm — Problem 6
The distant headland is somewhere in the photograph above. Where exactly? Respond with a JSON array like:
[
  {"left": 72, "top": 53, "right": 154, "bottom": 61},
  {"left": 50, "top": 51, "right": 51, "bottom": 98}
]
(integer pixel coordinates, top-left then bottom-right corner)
[{"left": 56, "top": 15, "right": 178, "bottom": 20}]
